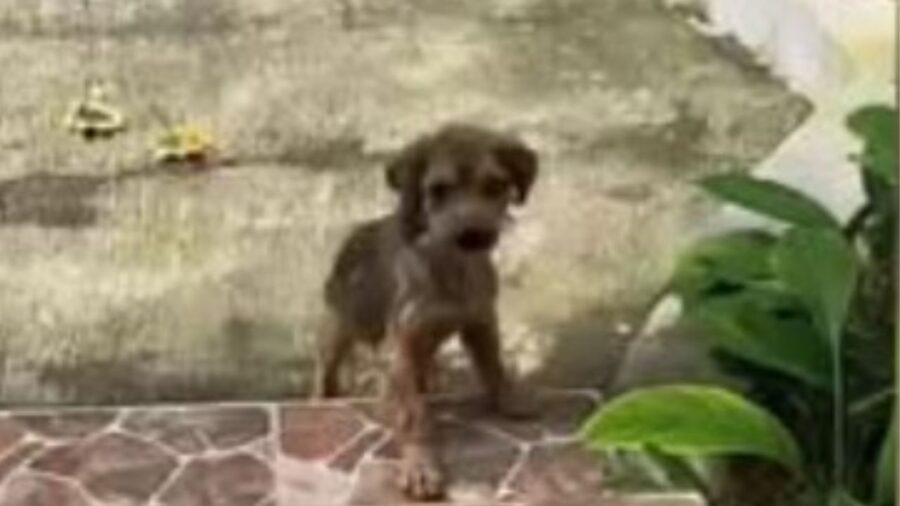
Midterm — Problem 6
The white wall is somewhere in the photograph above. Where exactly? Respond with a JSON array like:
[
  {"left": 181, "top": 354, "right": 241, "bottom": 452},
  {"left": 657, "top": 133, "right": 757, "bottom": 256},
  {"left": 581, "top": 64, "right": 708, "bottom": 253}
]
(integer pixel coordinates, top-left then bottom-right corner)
[{"left": 697, "top": 0, "right": 896, "bottom": 227}]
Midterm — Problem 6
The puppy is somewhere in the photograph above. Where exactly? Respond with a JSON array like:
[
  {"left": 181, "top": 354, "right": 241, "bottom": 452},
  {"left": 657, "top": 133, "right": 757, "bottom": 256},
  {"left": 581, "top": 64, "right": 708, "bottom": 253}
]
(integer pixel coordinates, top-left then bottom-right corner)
[{"left": 317, "top": 123, "right": 538, "bottom": 500}]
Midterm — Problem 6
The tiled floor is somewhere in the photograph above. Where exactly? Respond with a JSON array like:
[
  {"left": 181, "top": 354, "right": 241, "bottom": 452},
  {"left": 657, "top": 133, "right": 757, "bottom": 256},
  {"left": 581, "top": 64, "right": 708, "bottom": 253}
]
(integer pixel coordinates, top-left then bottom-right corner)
[{"left": 0, "top": 390, "right": 645, "bottom": 506}]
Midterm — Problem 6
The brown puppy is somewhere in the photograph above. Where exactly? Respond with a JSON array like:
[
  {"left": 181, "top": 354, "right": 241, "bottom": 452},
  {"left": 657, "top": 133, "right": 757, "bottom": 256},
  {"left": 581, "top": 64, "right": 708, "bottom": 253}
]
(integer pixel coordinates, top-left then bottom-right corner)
[{"left": 317, "top": 123, "right": 538, "bottom": 500}]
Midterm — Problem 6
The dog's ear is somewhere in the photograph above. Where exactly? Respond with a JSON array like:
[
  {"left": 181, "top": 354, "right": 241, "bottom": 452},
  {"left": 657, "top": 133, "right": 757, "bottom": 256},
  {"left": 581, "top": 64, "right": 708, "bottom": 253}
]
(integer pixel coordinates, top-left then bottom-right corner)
[
  {"left": 385, "top": 135, "right": 431, "bottom": 240},
  {"left": 385, "top": 134, "right": 431, "bottom": 191},
  {"left": 493, "top": 135, "right": 538, "bottom": 204}
]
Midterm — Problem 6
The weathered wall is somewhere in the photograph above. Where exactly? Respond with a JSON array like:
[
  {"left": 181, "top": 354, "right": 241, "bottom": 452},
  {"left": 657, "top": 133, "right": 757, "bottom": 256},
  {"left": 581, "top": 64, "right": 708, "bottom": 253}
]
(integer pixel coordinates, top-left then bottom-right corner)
[{"left": 0, "top": 0, "right": 809, "bottom": 405}]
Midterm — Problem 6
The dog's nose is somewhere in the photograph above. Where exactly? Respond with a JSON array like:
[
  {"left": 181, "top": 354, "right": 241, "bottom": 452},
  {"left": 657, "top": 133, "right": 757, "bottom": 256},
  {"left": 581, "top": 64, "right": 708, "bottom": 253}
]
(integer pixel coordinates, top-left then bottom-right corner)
[{"left": 456, "top": 228, "right": 498, "bottom": 251}]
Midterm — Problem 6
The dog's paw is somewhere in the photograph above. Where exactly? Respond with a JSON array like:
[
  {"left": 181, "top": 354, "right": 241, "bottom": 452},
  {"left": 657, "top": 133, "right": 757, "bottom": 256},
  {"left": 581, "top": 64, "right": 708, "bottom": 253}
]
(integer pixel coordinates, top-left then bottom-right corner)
[{"left": 400, "top": 450, "right": 446, "bottom": 501}]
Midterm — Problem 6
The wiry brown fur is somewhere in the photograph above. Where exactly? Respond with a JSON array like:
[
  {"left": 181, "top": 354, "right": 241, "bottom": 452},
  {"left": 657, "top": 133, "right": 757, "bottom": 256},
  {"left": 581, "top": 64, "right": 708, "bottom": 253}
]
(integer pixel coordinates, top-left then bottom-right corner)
[{"left": 317, "top": 124, "right": 538, "bottom": 501}]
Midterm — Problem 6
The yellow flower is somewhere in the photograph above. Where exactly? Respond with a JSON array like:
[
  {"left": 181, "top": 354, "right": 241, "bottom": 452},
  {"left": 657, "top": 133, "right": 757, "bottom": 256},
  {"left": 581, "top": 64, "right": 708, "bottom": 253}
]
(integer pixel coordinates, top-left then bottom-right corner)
[{"left": 154, "top": 123, "right": 218, "bottom": 164}]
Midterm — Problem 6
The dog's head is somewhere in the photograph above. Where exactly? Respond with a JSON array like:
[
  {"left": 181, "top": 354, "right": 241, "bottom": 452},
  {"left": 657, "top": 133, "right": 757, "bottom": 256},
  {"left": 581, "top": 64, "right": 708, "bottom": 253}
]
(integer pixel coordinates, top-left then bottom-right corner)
[{"left": 386, "top": 124, "right": 538, "bottom": 252}]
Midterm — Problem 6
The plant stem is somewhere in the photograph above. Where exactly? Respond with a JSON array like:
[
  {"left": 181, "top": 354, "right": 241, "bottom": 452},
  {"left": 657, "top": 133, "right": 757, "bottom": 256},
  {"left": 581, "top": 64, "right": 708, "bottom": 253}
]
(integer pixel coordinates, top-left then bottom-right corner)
[{"left": 832, "top": 339, "right": 846, "bottom": 499}]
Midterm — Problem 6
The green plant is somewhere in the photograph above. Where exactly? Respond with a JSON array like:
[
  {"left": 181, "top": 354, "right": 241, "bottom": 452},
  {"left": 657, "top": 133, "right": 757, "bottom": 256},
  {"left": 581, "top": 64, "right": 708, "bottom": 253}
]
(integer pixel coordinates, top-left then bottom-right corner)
[{"left": 581, "top": 105, "right": 897, "bottom": 506}]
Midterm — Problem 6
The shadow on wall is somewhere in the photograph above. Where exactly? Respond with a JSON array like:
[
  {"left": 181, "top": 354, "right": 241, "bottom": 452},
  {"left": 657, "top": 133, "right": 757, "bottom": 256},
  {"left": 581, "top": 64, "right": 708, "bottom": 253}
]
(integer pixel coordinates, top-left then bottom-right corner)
[
  {"left": 529, "top": 305, "right": 646, "bottom": 391},
  {"left": 0, "top": 164, "right": 221, "bottom": 229},
  {"left": 31, "top": 315, "right": 312, "bottom": 405}
]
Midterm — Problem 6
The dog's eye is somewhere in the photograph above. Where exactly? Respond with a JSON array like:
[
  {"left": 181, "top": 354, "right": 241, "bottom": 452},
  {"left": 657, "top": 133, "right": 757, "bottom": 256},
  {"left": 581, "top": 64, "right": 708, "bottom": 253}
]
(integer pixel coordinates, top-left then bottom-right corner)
[
  {"left": 482, "top": 178, "right": 508, "bottom": 198},
  {"left": 428, "top": 182, "right": 453, "bottom": 202}
]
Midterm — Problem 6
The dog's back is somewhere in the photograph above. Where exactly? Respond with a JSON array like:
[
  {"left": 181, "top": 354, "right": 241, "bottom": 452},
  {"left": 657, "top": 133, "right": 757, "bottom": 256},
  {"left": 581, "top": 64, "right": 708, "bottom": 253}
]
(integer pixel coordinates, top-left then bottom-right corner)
[{"left": 325, "top": 216, "right": 399, "bottom": 344}]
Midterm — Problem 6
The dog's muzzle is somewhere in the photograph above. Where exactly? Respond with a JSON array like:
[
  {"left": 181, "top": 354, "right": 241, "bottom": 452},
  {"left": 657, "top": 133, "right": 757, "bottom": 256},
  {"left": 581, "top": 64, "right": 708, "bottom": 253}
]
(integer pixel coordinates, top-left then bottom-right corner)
[{"left": 456, "top": 228, "right": 499, "bottom": 251}]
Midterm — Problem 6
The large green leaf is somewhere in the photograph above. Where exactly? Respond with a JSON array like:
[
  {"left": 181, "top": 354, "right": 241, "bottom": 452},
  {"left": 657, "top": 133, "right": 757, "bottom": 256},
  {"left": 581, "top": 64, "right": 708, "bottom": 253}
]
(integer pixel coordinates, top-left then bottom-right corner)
[
  {"left": 581, "top": 385, "right": 803, "bottom": 470},
  {"left": 875, "top": 407, "right": 896, "bottom": 505},
  {"left": 847, "top": 105, "right": 898, "bottom": 185},
  {"left": 687, "top": 292, "right": 832, "bottom": 389},
  {"left": 671, "top": 230, "right": 777, "bottom": 305},
  {"left": 700, "top": 174, "right": 841, "bottom": 229},
  {"left": 772, "top": 227, "right": 859, "bottom": 343}
]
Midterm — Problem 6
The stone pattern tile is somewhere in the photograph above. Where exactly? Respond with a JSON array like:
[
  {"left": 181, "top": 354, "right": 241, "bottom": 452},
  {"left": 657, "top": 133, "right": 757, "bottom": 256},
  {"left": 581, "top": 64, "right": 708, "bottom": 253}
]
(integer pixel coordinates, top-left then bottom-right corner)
[
  {"left": 0, "top": 406, "right": 275, "bottom": 506},
  {"left": 0, "top": 391, "right": 694, "bottom": 506}
]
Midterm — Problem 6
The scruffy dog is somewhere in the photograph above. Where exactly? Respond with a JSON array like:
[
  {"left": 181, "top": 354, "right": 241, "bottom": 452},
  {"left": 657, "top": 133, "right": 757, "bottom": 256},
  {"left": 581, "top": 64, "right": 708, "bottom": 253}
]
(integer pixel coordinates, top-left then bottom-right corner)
[{"left": 317, "top": 124, "right": 538, "bottom": 500}]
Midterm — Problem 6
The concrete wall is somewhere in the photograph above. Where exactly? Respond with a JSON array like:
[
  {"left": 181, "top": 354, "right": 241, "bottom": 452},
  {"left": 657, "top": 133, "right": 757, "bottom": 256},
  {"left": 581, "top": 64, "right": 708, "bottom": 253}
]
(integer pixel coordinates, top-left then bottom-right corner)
[{"left": 0, "top": 0, "right": 811, "bottom": 405}]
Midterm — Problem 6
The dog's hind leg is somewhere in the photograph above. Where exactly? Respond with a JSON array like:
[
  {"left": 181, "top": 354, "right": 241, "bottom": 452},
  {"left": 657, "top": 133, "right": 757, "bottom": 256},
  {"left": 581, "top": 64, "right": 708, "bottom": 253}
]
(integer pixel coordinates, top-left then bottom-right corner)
[
  {"left": 313, "top": 319, "right": 357, "bottom": 399},
  {"left": 461, "top": 317, "right": 537, "bottom": 419}
]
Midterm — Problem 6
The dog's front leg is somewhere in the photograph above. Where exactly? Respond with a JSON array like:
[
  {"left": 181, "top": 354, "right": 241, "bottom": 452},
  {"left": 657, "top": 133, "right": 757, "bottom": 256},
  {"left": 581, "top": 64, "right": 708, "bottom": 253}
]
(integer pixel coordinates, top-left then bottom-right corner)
[
  {"left": 389, "top": 326, "right": 445, "bottom": 501},
  {"left": 462, "top": 316, "right": 537, "bottom": 419}
]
